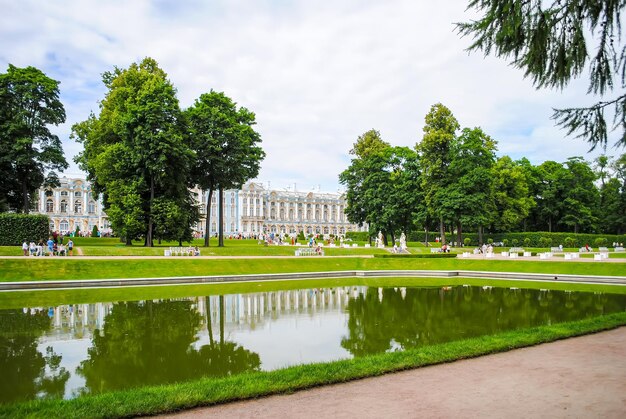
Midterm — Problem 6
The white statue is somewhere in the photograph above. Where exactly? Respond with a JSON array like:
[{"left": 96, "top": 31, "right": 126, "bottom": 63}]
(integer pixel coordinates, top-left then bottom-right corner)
[
  {"left": 377, "top": 231, "right": 384, "bottom": 248},
  {"left": 400, "top": 232, "right": 407, "bottom": 250}
]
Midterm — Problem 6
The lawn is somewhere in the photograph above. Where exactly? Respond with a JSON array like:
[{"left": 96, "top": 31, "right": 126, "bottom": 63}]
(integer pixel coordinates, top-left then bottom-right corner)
[{"left": 0, "top": 256, "right": 624, "bottom": 282}]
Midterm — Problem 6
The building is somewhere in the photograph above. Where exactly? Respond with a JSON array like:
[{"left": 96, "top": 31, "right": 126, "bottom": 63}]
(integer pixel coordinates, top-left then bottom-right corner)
[
  {"left": 36, "top": 177, "right": 364, "bottom": 238},
  {"left": 34, "top": 176, "right": 110, "bottom": 235}
]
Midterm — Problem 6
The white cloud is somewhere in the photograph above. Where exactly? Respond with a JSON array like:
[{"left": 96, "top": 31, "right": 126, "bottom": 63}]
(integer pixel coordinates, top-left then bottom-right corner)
[{"left": 0, "top": 0, "right": 612, "bottom": 192}]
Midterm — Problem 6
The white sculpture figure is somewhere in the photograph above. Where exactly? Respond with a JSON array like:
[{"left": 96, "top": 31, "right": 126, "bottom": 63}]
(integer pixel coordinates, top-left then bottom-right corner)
[
  {"left": 400, "top": 232, "right": 407, "bottom": 250},
  {"left": 377, "top": 231, "right": 384, "bottom": 248}
]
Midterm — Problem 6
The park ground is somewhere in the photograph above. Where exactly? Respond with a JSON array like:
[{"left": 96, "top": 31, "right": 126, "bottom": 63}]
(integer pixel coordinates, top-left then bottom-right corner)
[{"left": 163, "top": 327, "right": 626, "bottom": 419}]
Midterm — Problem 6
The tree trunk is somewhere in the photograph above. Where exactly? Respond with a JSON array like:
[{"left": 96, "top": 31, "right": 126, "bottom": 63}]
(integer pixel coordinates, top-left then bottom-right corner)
[
  {"left": 146, "top": 175, "right": 154, "bottom": 247},
  {"left": 204, "top": 189, "right": 213, "bottom": 247},
  {"left": 424, "top": 226, "right": 429, "bottom": 245},
  {"left": 218, "top": 187, "right": 225, "bottom": 247},
  {"left": 456, "top": 221, "right": 462, "bottom": 246},
  {"left": 21, "top": 176, "right": 30, "bottom": 214},
  {"left": 548, "top": 217, "right": 552, "bottom": 233},
  {"left": 478, "top": 226, "right": 483, "bottom": 245},
  {"left": 439, "top": 216, "right": 446, "bottom": 244}
]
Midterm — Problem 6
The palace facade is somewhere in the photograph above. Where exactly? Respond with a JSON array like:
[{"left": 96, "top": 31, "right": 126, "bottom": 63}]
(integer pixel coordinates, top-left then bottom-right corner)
[
  {"left": 34, "top": 176, "right": 110, "bottom": 235},
  {"left": 36, "top": 177, "right": 364, "bottom": 238}
]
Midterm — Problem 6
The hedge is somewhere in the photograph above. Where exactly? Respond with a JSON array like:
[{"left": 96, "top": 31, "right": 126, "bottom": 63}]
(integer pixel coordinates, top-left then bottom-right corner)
[
  {"left": 345, "top": 231, "right": 370, "bottom": 241},
  {"left": 0, "top": 213, "right": 50, "bottom": 246}
]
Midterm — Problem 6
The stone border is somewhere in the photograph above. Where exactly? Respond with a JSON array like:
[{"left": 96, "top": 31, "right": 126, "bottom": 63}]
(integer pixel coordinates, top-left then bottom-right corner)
[{"left": 1, "top": 270, "right": 625, "bottom": 291}]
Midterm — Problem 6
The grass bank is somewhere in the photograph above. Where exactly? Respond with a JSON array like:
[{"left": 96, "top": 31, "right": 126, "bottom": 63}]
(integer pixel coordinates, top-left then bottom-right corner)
[
  {"left": 0, "top": 256, "right": 625, "bottom": 282},
  {"left": 2, "top": 312, "right": 624, "bottom": 418}
]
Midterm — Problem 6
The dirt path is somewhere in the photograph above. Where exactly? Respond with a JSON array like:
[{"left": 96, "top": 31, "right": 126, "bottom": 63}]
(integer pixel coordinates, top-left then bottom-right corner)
[{"left": 162, "top": 327, "right": 626, "bottom": 419}]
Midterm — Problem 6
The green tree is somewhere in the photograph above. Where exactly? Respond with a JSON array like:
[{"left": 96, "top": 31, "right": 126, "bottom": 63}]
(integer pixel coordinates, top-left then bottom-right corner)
[
  {"left": 416, "top": 103, "right": 460, "bottom": 244},
  {"left": 73, "top": 58, "right": 194, "bottom": 246},
  {"left": 185, "top": 91, "right": 264, "bottom": 247},
  {"left": 559, "top": 157, "right": 599, "bottom": 232},
  {"left": 533, "top": 160, "right": 568, "bottom": 232},
  {"left": 447, "top": 127, "right": 498, "bottom": 244},
  {"left": 491, "top": 156, "right": 535, "bottom": 232},
  {"left": 0, "top": 65, "right": 68, "bottom": 212},
  {"left": 458, "top": 0, "right": 626, "bottom": 150}
]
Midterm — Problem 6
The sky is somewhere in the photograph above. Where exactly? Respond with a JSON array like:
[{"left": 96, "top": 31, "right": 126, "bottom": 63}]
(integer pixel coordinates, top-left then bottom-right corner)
[{"left": 0, "top": 0, "right": 614, "bottom": 193}]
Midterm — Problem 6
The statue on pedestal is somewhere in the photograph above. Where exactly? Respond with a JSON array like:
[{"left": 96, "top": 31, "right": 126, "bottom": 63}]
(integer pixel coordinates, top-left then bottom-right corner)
[
  {"left": 400, "top": 232, "right": 407, "bottom": 250},
  {"left": 377, "top": 231, "right": 384, "bottom": 248}
]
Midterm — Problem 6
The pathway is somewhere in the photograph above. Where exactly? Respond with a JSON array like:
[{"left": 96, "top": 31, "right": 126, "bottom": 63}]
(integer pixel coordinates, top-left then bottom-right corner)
[{"left": 162, "top": 327, "right": 626, "bottom": 419}]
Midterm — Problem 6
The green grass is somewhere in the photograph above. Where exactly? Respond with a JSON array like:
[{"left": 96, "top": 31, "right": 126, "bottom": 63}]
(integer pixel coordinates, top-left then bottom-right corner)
[
  {"left": 0, "top": 276, "right": 624, "bottom": 310},
  {"left": 0, "top": 256, "right": 624, "bottom": 282},
  {"left": 2, "top": 312, "right": 624, "bottom": 418}
]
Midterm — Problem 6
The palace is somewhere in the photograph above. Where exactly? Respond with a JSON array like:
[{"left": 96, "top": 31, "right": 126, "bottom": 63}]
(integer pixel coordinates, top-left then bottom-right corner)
[
  {"left": 34, "top": 176, "right": 110, "bottom": 235},
  {"left": 35, "top": 177, "right": 365, "bottom": 238}
]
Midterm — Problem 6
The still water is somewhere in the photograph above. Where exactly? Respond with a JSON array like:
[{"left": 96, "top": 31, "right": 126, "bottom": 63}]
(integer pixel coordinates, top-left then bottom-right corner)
[{"left": 1, "top": 283, "right": 624, "bottom": 403}]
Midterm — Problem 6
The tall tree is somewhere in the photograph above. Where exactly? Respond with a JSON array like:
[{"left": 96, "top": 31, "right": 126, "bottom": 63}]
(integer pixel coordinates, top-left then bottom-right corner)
[
  {"left": 491, "top": 156, "right": 535, "bottom": 232},
  {"left": 533, "top": 160, "right": 569, "bottom": 232},
  {"left": 339, "top": 130, "right": 391, "bottom": 240},
  {"left": 416, "top": 103, "right": 460, "bottom": 244},
  {"left": 0, "top": 65, "right": 68, "bottom": 212},
  {"left": 185, "top": 90, "right": 264, "bottom": 247},
  {"left": 458, "top": 0, "right": 626, "bottom": 150},
  {"left": 73, "top": 57, "right": 194, "bottom": 246},
  {"left": 559, "top": 157, "right": 599, "bottom": 232},
  {"left": 447, "top": 127, "right": 498, "bottom": 244}
]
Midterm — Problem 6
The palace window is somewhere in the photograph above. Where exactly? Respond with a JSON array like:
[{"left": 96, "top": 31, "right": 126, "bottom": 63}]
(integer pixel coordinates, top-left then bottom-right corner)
[
  {"left": 49, "top": 221, "right": 55, "bottom": 231},
  {"left": 46, "top": 199, "right": 54, "bottom": 213},
  {"left": 60, "top": 191, "right": 69, "bottom": 197},
  {"left": 60, "top": 220, "right": 69, "bottom": 233},
  {"left": 74, "top": 201, "right": 82, "bottom": 214},
  {"left": 74, "top": 191, "right": 82, "bottom": 197},
  {"left": 60, "top": 200, "right": 68, "bottom": 213},
  {"left": 88, "top": 201, "right": 96, "bottom": 213}
]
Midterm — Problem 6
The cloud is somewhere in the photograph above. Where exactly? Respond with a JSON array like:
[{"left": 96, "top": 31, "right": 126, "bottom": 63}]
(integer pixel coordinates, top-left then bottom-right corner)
[{"left": 0, "top": 0, "right": 609, "bottom": 192}]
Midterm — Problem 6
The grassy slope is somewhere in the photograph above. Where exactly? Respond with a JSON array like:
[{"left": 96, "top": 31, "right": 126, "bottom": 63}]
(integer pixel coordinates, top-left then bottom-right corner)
[
  {"left": 2, "top": 312, "right": 624, "bottom": 418},
  {"left": 0, "top": 256, "right": 624, "bottom": 282}
]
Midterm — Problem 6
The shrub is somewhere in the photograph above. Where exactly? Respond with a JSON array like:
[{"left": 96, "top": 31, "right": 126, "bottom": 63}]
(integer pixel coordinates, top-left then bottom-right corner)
[
  {"left": 523, "top": 237, "right": 531, "bottom": 247},
  {"left": 502, "top": 238, "right": 509, "bottom": 247},
  {"left": 539, "top": 237, "right": 552, "bottom": 248},
  {"left": 564, "top": 237, "right": 576, "bottom": 247},
  {"left": 594, "top": 237, "right": 608, "bottom": 247},
  {"left": 91, "top": 225, "right": 99, "bottom": 237},
  {"left": 487, "top": 238, "right": 493, "bottom": 244},
  {"left": 463, "top": 237, "right": 471, "bottom": 247},
  {"left": 0, "top": 214, "right": 50, "bottom": 246},
  {"left": 345, "top": 231, "right": 369, "bottom": 242},
  {"left": 511, "top": 238, "right": 518, "bottom": 246}
]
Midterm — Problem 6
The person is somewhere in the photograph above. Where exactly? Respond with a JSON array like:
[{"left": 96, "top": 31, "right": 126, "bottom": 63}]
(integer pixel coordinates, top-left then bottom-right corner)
[
  {"left": 22, "top": 240, "right": 28, "bottom": 256},
  {"left": 67, "top": 238, "right": 74, "bottom": 256},
  {"left": 193, "top": 246, "right": 200, "bottom": 256},
  {"left": 58, "top": 243, "right": 66, "bottom": 256},
  {"left": 52, "top": 242, "right": 58, "bottom": 256},
  {"left": 46, "top": 237, "right": 54, "bottom": 256},
  {"left": 393, "top": 244, "right": 398, "bottom": 253},
  {"left": 29, "top": 241, "right": 36, "bottom": 256},
  {"left": 585, "top": 243, "right": 590, "bottom": 252}
]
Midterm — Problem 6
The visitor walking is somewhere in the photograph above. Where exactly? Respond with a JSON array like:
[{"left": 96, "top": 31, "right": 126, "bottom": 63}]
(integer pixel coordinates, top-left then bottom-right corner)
[
  {"left": 67, "top": 238, "right": 74, "bottom": 256},
  {"left": 22, "top": 240, "right": 28, "bottom": 256}
]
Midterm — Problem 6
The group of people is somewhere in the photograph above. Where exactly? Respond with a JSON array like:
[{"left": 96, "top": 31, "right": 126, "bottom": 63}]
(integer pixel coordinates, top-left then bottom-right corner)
[{"left": 22, "top": 237, "right": 74, "bottom": 256}]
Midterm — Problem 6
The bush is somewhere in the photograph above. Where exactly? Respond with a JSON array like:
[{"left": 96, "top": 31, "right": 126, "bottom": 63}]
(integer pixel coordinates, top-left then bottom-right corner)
[
  {"left": 511, "top": 238, "right": 518, "bottom": 246},
  {"left": 594, "top": 237, "right": 608, "bottom": 247},
  {"left": 539, "top": 237, "right": 552, "bottom": 248},
  {"left": 564, "top": 237, "right": 576, "bottom": 247},
  {"left": 91, "top": 225, "right": 99, "bottom": 237},
  {"left": 345, "top": 231, "right": 369, "bottom": 242},
  {"left": 502, "top": 238, "right": 509, "bottom": 247},
  {"left": 463, "top": 237, "right": 471, "bottom": 247},
  {"left": 523, "top": 237, "right": 531, "bottom": 247},
  {"left": 297, "top": 231, "right": 305, "bottom": 241},
  {"left": 0, "top": 214, "right": 50, "bottom": 246},
  {"left": 487, "top": 238, "right": 493, "bottom": 244}
]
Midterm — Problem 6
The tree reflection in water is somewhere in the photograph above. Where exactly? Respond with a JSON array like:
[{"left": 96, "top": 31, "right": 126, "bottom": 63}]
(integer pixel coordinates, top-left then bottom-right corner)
[
  {"left": 0, "top": 309, "right": 69, "bottom": 403},
  {"left": 76, "top": 297, "right": 260, "bottom": 395},
  {"left": 341, "top": 286, "right": 626, "bottom": 357}
]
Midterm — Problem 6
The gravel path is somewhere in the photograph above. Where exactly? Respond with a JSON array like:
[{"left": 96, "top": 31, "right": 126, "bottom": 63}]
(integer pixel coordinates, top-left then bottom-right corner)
[{"left": 162, "top": 327, "right": 626, "bottom": 419}]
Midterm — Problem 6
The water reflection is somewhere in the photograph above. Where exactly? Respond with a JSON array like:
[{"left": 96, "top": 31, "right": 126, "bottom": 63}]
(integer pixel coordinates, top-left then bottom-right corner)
[{"left": 0, "top": 285, "right": 623, "bottom": 404}]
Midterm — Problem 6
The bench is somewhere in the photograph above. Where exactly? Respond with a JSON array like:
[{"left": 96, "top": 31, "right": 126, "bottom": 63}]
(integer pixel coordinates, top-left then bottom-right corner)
[
  {"left": 295, "top": 248, "right": 324, "bottom": 256},
  {"left": 509, "top": 247, "right": 524, "bottom": 254},
  {"left": 167, "top": 247, "right": 199, "bottom": 256},
  {"left": 598, "top": 247, "right": 609, "bottom": 252},
  {"left": 615, "top": 246, "right": 625, "bottom": 252},
  {"left": 550, "top": 247, "right": 563, "bottom": 253},
  {"left": 430, "top": 248, "right": 440, "bottom": 253}
]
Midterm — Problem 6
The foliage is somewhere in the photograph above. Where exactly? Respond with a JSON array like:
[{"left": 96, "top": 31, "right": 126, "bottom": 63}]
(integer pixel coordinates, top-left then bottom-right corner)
[
  {"left": 594, "top": 237, "right": 608, "bottom": 247},
  {"left": 91, "top": 225, "right": 99, "bottom": 237},
  {"left": 457, "top": 0, "right": 626, "bottom": 150},
  {"left": 0, "top": 213, "right": 49, "bottom": 245},
  {"left": 539, "top": 237, "right": 553, "bottom": 248},
  {"left": 72, "top": 58, "right": 195, "bottom": 246},
  {"left": 345, "top": 231, "right": 369, "bottom": 241},
  {"left": 185, "top": 90, "right": 264, "bottom": 246},
  {"left": 0, "top": 64, "right": 68, "bottom": 213}
]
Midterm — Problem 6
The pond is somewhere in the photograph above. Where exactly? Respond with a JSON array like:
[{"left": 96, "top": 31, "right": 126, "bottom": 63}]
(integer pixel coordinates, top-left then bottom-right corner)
[{"left": 1, "top": 282, "right": 624, "bottom": 403}]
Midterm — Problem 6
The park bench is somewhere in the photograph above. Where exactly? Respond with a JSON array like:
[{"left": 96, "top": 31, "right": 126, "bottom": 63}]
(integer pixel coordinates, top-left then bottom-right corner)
[
  {"left": 550, "top": 247, "right": 562, "bottom": 253},
  {"left": 295, "top": 248, "right": 324, "bottom": 256},
  {"left": 615, "top": 246, "right": 625, "bottom": 252},
  {"left": 430, "top": 248, "right": 440, "bottom": 253},
  {"left": 598, "top": 247, "right": 609, "bottom": 252},
  {"left": 509, "top": 247, "right": 524, "bottom": 254},
  {"left": 166, "top": 247, "right": 199, "bottom": 256}
]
